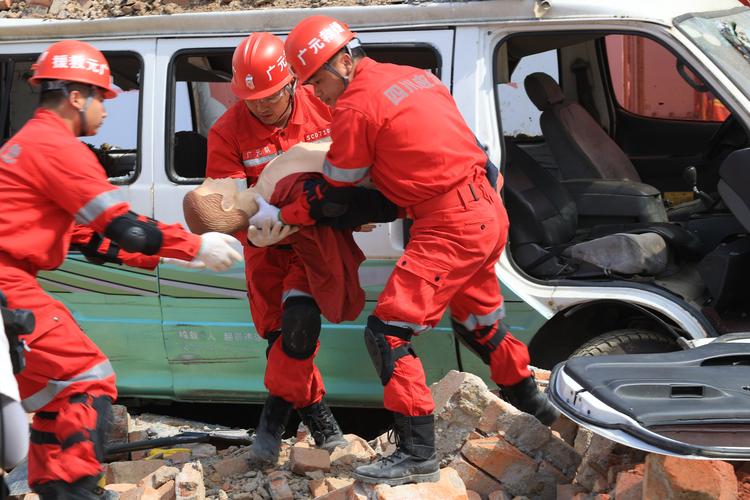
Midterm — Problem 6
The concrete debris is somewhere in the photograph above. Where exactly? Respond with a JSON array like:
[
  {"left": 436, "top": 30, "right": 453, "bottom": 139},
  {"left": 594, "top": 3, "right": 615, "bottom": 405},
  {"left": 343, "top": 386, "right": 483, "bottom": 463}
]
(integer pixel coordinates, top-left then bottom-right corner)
[{"left": 8, "top": 369, "right": 750, "bottom": 499}]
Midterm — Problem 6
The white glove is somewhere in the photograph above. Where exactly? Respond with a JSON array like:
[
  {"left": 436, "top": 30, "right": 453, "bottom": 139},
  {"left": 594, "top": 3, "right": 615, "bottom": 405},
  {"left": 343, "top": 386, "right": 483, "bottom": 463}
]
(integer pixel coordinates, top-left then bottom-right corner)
[
  {"left": 196, "top": 232, "right": 243, "bottom": 272},
  {"left": 248, "top": 219, "right": 299, "bottom": 247},
  {"left": 160, "top": 257, "right": 207, "bottom": 270},
  {"left": 248, "top": 195, "right": 281, "bottom": 228}
]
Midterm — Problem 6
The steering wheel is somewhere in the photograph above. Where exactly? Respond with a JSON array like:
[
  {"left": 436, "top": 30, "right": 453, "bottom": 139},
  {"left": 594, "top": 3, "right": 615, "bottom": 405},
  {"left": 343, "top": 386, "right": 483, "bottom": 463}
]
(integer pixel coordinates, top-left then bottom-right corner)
[{"left": 704, "top": 115, "right": 736, "bottom": 160}]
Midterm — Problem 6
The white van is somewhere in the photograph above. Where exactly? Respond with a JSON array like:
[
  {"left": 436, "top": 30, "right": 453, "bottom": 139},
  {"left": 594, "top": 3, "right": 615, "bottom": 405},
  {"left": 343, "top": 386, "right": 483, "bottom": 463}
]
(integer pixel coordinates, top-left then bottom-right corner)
[{"left": 0, "top": 0, "right": 748, "bottom": 404}]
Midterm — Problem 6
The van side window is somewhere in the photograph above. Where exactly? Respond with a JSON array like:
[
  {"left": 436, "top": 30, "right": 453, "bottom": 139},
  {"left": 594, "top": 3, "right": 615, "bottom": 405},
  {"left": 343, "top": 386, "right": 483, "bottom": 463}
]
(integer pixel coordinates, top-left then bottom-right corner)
[
  {"left": 0, "top": 52, "right": 142, "bottom": 184},
  {"left": 168, "top": 51, "right": 234, "bottom": 183},
  {"left": 166, "top": 45, "right": 441, "bottom": 184},
  {"left": 604, "top": 35, "right": 730, "bottom": 122},
  {"left": 497, "top": 50, "right": 560, "bottom": 140}
]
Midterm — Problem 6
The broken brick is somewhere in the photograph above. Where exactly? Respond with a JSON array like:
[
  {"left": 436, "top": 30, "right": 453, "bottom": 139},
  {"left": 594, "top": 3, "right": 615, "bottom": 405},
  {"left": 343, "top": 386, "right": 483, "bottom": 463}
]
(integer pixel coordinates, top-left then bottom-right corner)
[{"left": 290, "top": 446, "right": 331, "bottom": 474}]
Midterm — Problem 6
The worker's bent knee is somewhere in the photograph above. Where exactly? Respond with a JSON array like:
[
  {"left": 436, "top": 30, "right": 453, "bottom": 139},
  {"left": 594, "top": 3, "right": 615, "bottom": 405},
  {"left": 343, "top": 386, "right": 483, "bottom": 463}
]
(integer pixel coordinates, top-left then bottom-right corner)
[
  {"left": 281, "top": 296, "right": 321, "bottom": 360},
  {"left": 364, "top": 316, "right": 416, "bottom": 386}
]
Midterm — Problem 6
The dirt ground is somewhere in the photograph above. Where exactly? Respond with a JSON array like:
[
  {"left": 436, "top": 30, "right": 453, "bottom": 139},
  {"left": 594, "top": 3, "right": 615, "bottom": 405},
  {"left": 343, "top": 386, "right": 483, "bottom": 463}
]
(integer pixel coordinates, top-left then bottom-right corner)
[{"left": 0, "top": 0, "right": 405, "bottom": 19}]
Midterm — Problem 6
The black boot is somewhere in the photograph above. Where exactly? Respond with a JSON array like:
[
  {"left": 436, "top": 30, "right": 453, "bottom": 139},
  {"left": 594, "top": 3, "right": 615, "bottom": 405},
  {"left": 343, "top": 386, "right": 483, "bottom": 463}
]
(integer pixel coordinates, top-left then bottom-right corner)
[
  {"left": 500, "top": 375, "right": 560, "bottom": 426},
  {"left": 250, "top": 395, "right": 293, "bottom": 463},
  {"left": 354, "top": 413, "right": 440, "bottom": 486},
  {"left": 297, "top": 401, "right": 348, "bottom": 451}
]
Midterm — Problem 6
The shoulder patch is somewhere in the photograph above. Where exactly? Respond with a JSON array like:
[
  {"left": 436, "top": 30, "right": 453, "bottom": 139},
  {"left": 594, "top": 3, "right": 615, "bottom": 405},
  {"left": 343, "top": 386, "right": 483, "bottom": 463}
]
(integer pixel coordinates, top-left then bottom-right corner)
[{"left": 0, "top": 143, "right": 21, "bottom": 164}]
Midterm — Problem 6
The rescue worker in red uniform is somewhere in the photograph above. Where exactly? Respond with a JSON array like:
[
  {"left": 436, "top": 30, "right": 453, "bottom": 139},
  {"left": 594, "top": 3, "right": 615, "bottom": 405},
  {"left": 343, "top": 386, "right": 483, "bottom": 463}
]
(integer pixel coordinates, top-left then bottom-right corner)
[
  {"left": 0, "top": 40, "right": 242, "bottom": 498},
  {"left": 206, "top": 33, "right": 348, "bottom": 463},
  {"left": 280, "top": 16, "right": 560, "bottom": 485}
]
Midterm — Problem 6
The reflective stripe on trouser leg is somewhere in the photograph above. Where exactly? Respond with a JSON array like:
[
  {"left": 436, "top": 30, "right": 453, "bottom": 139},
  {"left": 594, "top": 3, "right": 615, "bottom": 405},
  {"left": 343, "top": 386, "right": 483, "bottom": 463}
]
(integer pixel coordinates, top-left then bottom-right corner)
[{"left": 29, "top": 394, "right": 113, "bottom": 487}]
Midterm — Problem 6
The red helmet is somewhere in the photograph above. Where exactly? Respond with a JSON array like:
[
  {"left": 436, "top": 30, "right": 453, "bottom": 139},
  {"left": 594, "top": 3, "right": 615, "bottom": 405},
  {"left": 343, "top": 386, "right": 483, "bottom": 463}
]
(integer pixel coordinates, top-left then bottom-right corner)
[
  {"left": 231, "top": 33, "right": 293, "bottom": 101},
  {"left": 285, "top": 15, "right": 355, "bottom": 83},
  {"left": 29, "top": 40, "right": 117, "bottom": 99}
]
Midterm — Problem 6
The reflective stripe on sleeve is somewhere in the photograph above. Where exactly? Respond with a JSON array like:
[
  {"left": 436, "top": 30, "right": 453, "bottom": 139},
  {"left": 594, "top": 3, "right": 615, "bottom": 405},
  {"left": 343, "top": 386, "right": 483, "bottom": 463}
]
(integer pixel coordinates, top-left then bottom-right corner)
[
  {"left": 75, "top": 189, "right": 126, "bottom": 225},
  {"left": 243, "top": 153, "right": 281, "bottom": 168},
  {"left": 22, "top": 360, "right": 115, "bottom": 412},
  {"left": 322, "top": 158, "right": 370, "bottom": 184}
]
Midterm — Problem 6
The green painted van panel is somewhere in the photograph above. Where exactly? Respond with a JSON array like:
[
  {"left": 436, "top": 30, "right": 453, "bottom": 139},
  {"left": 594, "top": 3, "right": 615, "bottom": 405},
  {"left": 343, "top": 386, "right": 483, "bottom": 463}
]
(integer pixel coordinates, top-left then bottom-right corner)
[
  {"left": 40, "top": 256, "right": 173, "bottom": 399},
  {"left": 39, "top": 255, "right": 545, "bottom": 405}
]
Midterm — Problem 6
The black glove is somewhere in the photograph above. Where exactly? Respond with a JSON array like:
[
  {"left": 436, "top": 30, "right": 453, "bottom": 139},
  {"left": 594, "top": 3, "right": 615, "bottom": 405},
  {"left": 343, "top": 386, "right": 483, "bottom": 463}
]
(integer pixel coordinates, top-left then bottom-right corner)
[
  {"left": 319, "top": 187, "right": 399, "bottom": 229},
  {"left": 304, "top": 177, "right": 355, "bottom": 220},
  {"left": 303, "top": 178, "right": 398, "bottom": 229}
]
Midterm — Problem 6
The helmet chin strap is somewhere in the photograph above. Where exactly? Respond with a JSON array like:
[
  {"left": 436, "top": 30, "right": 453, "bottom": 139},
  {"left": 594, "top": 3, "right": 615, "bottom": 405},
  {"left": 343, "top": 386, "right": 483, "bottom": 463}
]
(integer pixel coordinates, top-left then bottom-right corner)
[
  {"left": 322, "top": 39, "right": 361, "bottom": 90},
  {"left": 78, "top": 91, "right": 95, "bottom": 137}
]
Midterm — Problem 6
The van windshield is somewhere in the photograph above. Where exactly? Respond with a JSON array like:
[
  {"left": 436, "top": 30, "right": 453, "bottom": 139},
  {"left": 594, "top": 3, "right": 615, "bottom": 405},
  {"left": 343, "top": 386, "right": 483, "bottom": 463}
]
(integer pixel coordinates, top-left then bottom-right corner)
[{"left": 676, "top": 8, "right": 750, "bottom": 101}]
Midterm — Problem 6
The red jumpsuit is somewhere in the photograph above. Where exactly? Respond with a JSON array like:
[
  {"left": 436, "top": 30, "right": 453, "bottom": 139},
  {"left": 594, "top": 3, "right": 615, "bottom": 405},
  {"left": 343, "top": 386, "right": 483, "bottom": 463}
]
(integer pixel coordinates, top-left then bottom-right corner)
[
  {"left": 0, "top": 109, "right": 201, "bottom": 486},
  {"left": 206, "top": 85, "right": 333, "bottom": 408},
  {"left": 287, "top": 58, "right": 531, "bottom": 417}
]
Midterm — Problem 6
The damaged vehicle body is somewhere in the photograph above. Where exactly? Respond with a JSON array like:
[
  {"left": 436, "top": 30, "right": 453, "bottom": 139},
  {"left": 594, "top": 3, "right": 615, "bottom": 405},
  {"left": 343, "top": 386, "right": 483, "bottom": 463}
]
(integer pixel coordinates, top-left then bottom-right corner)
[{"left": 535, "top": 6, "right": 750, "bottom": 459}]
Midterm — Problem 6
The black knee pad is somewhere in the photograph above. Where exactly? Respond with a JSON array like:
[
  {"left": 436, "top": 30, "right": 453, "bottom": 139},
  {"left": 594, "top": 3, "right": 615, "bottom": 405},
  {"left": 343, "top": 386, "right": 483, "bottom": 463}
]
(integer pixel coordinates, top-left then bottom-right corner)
[
  {"left": 281, "top": 296, "right": 321, "bottom": 360},
  {"left": 364, "top": 316, "right": 416, "bottom": 386},
  {"left": 265, "top": 329, "right": 281, "bottom": 359},
  {"left": 451, "top": 319, "right": 508, "bottom": 365}
]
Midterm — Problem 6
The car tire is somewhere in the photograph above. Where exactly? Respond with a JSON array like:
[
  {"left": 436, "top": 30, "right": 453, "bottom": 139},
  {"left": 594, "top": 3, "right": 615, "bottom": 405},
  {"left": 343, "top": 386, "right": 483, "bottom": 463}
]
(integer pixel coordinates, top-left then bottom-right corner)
[{"left": 570, "top": 329, "right": 680, "bottom": 358}]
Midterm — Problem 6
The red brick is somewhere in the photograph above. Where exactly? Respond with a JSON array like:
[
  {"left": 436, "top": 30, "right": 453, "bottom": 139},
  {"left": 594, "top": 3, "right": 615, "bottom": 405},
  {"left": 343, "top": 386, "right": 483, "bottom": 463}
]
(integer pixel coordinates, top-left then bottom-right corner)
[
  {"left": 315, "top": 485, "right": 353, "bottom": 499},
  {"left": 447, "top": 456, "right": 502, "bottom": 497},
  {"left": 643, "top": 454, "right": 737, "bottom": 500},
  {"left": 211, "top": 454, "right": 250, "bottom": 479},
  {"left": 614, "top": 470, "right": 643, "bottom": 500},
  {"left": 461, "top": 437, "right": 536, "bottom": 487},
  {"left": 373, "top": 468, "right": 468, "bottom": 499},
  {"left": 106, "top": 461, "right": 167, "bottom": 485},
  {"left": 138, "top": 465, "right": 179, "bottom": 489},
  {"left": 309, "top": 478, "right": 328, "bottom": 497},
  {"left": 290, "top": 446, "right": 331, "bottom": 474},
  {"left": 104, "top": 484, "right": 144, "bottom": 500},
  {"left": 0, "top": 0, "right": 12, "bottom": 10}
]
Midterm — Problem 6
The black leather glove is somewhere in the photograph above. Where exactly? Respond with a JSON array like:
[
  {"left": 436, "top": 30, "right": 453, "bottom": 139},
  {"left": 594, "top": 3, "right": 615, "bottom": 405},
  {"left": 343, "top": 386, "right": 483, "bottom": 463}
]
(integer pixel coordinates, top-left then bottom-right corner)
[{"left": 303, "top": 178, "right": 399, "bottom": 229}]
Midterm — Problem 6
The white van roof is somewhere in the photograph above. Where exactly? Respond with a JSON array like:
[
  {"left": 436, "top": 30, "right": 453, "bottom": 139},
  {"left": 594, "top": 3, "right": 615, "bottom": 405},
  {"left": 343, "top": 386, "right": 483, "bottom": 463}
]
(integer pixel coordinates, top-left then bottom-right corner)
[{"left": 0, "top": 0, "right": 740, "bottom": 42}]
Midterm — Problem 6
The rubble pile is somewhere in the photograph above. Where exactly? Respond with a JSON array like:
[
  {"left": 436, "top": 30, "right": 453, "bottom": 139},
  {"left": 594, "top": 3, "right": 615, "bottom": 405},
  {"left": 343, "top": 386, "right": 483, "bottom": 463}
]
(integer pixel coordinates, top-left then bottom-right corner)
[
  {"left": 7, "top": 369, "right": 750, "bottom": 499},
  {"left": 0, "top": 0, "right": 397, "bottom": 20}
]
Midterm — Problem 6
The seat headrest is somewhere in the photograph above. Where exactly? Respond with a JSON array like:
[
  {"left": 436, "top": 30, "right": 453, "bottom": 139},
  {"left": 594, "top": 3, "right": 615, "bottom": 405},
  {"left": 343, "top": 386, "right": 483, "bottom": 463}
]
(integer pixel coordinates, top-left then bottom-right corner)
[{"left": 524, "top": 72, "right": 564, "bottom": 111}]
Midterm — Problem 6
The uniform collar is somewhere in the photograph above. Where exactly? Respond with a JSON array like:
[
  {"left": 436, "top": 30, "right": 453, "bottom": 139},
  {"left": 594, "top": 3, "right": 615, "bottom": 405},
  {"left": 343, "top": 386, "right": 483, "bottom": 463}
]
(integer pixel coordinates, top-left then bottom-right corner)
[
  {"left": 352, "top": 57, "right": 376, "bottom": 80},
  {"left": 35, "top": 108, "right": 77, "bottom": 137}
]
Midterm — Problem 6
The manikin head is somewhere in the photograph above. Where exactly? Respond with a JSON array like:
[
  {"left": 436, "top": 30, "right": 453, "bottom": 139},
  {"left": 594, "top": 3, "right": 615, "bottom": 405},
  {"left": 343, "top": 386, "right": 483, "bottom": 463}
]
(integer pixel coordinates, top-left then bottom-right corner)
[{"left": 183, "top": 178, "right": 259, "bottom": 235}]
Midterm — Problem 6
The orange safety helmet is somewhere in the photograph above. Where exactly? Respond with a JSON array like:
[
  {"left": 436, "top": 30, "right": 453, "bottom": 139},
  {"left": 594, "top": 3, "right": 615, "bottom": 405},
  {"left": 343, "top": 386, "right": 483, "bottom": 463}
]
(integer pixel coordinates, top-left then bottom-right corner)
[
  {"left": 29, "top": 40, "right": 117, "bottom": 99},
  {"left": 285, "top": 15, "right": 355, "bottom": 83},
  {"left": 231, "top": 33, "right": 293, "bottom": 101}
]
